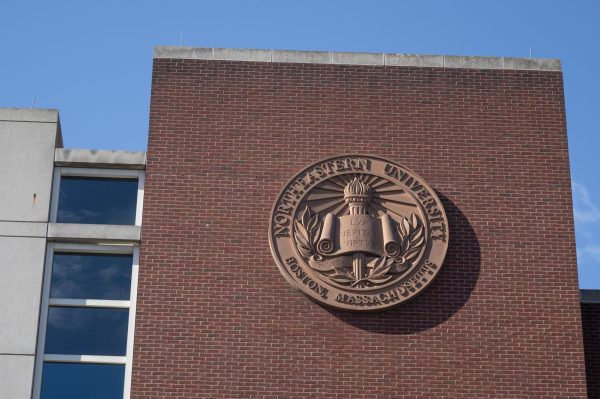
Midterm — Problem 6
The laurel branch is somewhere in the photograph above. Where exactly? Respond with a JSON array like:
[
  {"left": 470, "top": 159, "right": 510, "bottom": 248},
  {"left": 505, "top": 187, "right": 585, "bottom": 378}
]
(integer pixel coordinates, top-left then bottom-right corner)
[
  {"left": 293, "top": 206, "right": 322, "bottom": 260},
  {"left": 396, "top": 212, "right": 425, "bottom": 265}
]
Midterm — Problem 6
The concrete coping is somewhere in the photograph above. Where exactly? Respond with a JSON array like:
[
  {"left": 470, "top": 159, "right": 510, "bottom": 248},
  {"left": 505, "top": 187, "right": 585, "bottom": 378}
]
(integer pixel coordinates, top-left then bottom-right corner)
[
  {"left": 47, "top": 223, "right": 141, "bottom": 243},
  {"left": 154, "top": 46, "right": 562, "bottom": 72},
  {"left": 580, "top": 289, "right": 600, "bottom": 303},
  {"left": 0, "top": 108, "right": 59, "bottom": 123},
  {"left": 55, "top": 148, "right": 146, "bottom": 169}
]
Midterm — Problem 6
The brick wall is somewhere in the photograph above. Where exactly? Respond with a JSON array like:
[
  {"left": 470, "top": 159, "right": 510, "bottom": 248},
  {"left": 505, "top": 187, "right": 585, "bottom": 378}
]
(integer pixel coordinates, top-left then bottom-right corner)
[
  {"left": 133, "top": 57, "right": 588, "bottom": 398},
  {"left": 583, "top": 303, "right": 600, "bottom": 397}
]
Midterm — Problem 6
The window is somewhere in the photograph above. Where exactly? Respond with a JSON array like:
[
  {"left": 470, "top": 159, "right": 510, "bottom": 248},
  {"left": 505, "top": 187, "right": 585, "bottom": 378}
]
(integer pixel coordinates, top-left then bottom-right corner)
[
  {"left": 40, "top": 363, "right": 125, "bottom": 399},
  {"left": 50, "top": 168, "right": 144, "bottom": 226},
  {"left": 45, "top": 307, "right": 129, "bottom": 355},
  {"left": 33, "top": 244, "right": 139, "bottom": 399},
  {"left": 36, "top": 165, "right": 144, "bottom": 399},
  {"left": 50, "top": 252, "right": 132, "bottom": 300}
]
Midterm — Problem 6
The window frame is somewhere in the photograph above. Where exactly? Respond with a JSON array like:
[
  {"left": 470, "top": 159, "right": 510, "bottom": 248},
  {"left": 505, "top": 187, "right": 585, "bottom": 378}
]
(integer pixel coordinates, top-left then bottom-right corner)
[
  {"left": 32, "top": 243, "right": 140, "bottom": 399},
  {"left": 49, "top": 167, "right": 145, "bottom": 226}
]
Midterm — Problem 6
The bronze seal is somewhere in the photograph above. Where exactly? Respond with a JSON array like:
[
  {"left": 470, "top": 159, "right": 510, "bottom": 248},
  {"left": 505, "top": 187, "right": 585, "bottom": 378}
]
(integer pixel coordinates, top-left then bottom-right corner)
[{"left": 269, "top": 155, "right": 449, "bottom": 311}]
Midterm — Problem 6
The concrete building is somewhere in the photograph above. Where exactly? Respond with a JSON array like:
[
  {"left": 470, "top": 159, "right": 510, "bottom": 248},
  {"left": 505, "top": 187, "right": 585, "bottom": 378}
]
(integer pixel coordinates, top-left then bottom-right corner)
[
  {"left": 0, "top": 108, "right": 145, "bottom": 398},
  {"left": 0, "top": 47, "right": 599, "bottom": 398}
]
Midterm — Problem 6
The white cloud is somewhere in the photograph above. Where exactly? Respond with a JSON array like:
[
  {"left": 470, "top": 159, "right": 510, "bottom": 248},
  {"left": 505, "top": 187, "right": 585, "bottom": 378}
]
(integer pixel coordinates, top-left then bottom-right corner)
[
  {"left": 572, "top": 181, "right": 600, "bottom": 223},
  {"left": 579, "top": 245, "right": 600, "bottom": 262}
]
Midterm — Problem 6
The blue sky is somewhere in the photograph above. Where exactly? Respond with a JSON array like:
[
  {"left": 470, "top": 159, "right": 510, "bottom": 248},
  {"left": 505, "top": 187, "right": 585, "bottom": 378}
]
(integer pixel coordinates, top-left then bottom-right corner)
[{"left": 2, "top": 1, "right": 599, "bottom": 288}]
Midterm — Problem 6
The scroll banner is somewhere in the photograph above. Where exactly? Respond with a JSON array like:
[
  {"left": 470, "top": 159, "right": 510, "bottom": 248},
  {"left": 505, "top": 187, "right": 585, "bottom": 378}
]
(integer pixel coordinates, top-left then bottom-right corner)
[
  {"left": 381, "top": 213, "right": 400, "bottom": 257},
  {"left": 317, "top": 213, "right": 335, "bottom": 254},
  {"left": 316, "top": 213, "right": 401, "bottom": 257}
]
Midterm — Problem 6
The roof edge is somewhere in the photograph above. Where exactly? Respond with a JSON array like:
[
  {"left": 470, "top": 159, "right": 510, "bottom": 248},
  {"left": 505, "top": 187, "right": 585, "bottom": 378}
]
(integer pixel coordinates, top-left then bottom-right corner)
[
  {"left": 0, "top": 107, "right": 59, "bottom": 123},
  {"left": 153, "top": 46, "right": 562, "bottom": 72},
  {"left": 55, "top": 148, "right": 147, "bottom": 170},
  {"left": 581, "top": 289, "right": 600, "bottom": 303}
]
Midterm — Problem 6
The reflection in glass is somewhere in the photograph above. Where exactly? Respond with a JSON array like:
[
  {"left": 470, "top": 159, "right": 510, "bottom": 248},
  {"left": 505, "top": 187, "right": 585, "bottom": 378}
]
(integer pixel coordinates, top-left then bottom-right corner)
[
  {"left": 41, "top": 363, "right": 124, "bottom": 399},
  {"left": 45, "top": 307, "right": 128, "bottom": 356},
  {"left": 57, "top": 176, "right": 138, "bottom": 225},
  {"left": 51, "top": 253, "right": 132, "bottom": 300}
]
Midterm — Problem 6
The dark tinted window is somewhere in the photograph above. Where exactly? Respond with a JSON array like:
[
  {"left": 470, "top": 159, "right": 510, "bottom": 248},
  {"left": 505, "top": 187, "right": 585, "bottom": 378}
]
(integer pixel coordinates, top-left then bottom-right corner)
[
  {"left": 57, "top": 176, "right": 138, "bottom": 225},
  {"left": 41, "top": 363, "right": 124, "bottom": 399},
  {"left": 50, "top": 253, "right": 132, "bottom": 300},
  {"left": 44, "top": 307, "right": 128, "bottom": 356}
]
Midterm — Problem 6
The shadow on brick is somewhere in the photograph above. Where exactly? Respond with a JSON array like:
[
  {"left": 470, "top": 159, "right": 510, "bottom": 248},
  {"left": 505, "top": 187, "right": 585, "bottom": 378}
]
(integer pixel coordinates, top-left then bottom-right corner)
[{"left": 327, "top": 192, "right": 480, "bottom": 334}]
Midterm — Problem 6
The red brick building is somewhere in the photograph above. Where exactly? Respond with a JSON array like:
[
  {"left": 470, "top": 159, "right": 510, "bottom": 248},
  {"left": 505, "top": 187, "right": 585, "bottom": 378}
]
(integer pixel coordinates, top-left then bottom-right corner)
[{"left": 131, "top": 47, "right": 596, "bottom": 398}]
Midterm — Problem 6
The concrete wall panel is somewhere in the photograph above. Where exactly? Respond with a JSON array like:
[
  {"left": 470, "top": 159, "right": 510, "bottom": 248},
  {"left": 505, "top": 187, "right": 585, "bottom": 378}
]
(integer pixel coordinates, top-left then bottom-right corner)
[
  {"left": 0, "top": 114, "right": 59, "bottom": 222},
  {"left": 0, "top": 355, "right": 34, "bottom": 399},
  {"left": 0, "top": 236, "right": 46, "bottom": 354},
  {"left": 0, "top": 221, "right": 47, "bottom": 237}
]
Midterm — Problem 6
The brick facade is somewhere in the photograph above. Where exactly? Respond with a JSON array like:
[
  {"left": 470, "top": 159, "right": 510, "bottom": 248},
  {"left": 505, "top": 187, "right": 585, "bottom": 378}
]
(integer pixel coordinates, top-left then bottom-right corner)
[
  {"left": 583, "top": 303, "right": 600, "bottom": 397},
  {"left": 133, "top": 56, "right": 588, "bottom": 397}
]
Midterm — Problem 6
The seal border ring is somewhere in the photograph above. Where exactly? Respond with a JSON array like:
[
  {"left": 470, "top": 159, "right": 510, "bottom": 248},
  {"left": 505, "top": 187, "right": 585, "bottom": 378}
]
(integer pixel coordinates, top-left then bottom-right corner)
[{"left": 268, "top": 154, "right": 449, "bottom": 312}]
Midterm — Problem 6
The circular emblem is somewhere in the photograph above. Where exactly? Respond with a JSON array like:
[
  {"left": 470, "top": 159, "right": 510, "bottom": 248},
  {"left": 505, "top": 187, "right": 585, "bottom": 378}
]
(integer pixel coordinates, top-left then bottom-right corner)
[{"left": 269, "top": 155, "right": 449, "bottom": 311}]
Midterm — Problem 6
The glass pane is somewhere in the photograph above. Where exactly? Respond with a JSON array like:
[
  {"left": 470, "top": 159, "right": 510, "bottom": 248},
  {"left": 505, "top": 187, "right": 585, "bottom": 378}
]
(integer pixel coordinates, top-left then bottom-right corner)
[
  {"left": 51, "top": 252, "right": 132, "bottom": 300},
  {"left": 45, "top": 307, "right": 128, "bottom": 356},
  {"left": 41, "top": 363, "right": 124, "bottom": 399},
  {"left": 57, "top": 176, "right": 138, "bottom": 225}
]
